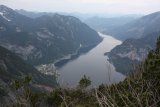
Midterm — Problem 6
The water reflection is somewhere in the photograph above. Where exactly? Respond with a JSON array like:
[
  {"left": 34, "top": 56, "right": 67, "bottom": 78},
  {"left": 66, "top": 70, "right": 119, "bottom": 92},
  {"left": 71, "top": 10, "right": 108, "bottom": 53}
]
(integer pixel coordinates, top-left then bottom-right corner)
[{"left": 58, "top": 32, "right": 126, "bottom": 88}]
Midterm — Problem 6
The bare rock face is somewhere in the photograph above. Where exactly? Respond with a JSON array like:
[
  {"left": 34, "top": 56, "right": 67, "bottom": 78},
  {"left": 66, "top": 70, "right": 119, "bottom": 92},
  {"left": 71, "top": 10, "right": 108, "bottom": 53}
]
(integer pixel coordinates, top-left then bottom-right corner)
[
  {"left": 36, "top": 64, "right": 57, "bottom": 76},
  {"left": 107, "top": 33, "right": 159, "bottom": 75},
  {"left": 0, "top": 45, "right": 57, "bottom": 88}
]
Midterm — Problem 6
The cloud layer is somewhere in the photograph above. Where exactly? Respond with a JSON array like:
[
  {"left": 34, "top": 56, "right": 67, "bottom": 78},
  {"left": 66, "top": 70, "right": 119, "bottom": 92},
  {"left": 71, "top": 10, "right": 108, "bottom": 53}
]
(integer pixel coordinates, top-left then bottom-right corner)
[{"left": 1, "top": 0, "right": 160, "bottom": 14}]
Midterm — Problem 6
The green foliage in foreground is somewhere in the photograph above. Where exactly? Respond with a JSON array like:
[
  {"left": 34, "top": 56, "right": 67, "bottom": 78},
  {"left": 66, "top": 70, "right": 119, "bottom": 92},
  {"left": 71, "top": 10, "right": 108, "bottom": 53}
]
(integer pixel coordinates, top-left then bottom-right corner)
[
  {"left": 79, "top": 75, "right": 91, "bottom": 89},
  {"left": 2, "top": 38, "right": 160, "bottom": 107}
]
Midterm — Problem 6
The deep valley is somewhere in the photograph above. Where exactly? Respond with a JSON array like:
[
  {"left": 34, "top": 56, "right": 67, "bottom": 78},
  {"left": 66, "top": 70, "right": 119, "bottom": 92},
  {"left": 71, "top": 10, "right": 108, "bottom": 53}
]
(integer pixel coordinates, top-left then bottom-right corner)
[{"left": 0, "top": 2, "right": 160, "bottom": 107}]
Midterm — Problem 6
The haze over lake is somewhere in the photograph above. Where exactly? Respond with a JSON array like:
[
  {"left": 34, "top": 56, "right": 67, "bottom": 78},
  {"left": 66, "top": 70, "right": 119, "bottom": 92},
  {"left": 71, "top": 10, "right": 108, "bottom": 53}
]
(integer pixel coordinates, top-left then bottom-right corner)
[{"left": 58, "top": 33, "right": 126, "bottom": 87}]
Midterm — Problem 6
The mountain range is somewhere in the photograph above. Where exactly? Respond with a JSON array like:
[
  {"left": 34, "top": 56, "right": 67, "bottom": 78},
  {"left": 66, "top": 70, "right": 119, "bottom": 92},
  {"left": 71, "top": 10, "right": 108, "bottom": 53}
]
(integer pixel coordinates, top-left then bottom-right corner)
[
  {"left": 107, "top": 12, "right": 160, "bottom": 74},
  {"left": 0, "top": 5, "right": 103, "bottom": 104},
  {"left": 0, "top": 4, "right": 160, "bottom": 106},
  {"left": 105, "top": 11, "right": 160, "bottom": 40},
  {"left": 0, "top": 4, "right": 103, "bottom": 93},
  {"left": 84, "top": 16, "right": 138, "bottom": 33},
  {"left": 0, "top": 5, "right": 102, "bottom": 66}
]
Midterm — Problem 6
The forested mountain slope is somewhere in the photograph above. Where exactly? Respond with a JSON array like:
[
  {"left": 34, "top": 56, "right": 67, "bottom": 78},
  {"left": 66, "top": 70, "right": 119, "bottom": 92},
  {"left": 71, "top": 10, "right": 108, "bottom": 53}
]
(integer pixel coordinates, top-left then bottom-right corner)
[{"left": 0, "top": 5, "right": 102, "bottom": 65}]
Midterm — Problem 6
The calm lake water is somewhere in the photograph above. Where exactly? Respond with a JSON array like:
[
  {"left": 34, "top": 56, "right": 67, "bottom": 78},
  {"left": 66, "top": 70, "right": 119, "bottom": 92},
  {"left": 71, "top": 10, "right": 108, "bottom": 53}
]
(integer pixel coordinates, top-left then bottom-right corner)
[{"left": 57, "top": 32, "right": 126, "bottom": 88}]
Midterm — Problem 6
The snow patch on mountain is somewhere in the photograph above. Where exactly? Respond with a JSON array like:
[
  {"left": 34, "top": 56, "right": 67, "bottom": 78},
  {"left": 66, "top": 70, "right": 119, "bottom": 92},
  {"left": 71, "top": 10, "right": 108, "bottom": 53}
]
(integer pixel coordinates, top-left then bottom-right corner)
[{"left": 0, "top": 12, "right": 11, "bottom": 21}]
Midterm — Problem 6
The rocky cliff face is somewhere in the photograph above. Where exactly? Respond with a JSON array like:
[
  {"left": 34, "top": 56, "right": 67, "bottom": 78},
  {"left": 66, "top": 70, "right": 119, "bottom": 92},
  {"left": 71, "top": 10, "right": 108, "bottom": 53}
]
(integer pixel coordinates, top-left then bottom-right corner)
[
  {"left": 0, "top": 45, "right": 57, "bottom": 87},
  {"left": 107, "top": 32, "right": 159, "bottom": 75},
  {"left": 106, "top": 12, "right": 160, "bottom": 74}
]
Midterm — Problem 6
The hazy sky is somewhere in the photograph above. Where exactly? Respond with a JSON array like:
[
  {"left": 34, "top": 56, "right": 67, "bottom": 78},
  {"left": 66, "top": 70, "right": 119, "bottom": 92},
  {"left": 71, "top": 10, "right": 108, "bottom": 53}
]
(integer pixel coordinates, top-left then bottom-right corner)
[{"left": 1, "top": 0, "right": 160, "bottom": 15}]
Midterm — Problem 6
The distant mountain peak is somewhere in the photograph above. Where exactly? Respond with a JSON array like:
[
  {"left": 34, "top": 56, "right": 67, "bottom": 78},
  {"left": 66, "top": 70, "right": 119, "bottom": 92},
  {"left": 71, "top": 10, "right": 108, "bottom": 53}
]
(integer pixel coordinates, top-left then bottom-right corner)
[
  {"left": 0, "top": 5, "right": 14, "bottom": 13},
  {"left": 147, "top": 11, "right": 160, "bottom": 16},
  {"left": 0, "top": 5, "right": 18, "bottom": 22},
  {"left": 105, "top": 11, "right": 160, "bottom": 40},
  {"left": 0, "top": 6, "right": 12, "bottom": 21},
  {"left": 142, "top": 11, "right": 160, "bottom": 20}
]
